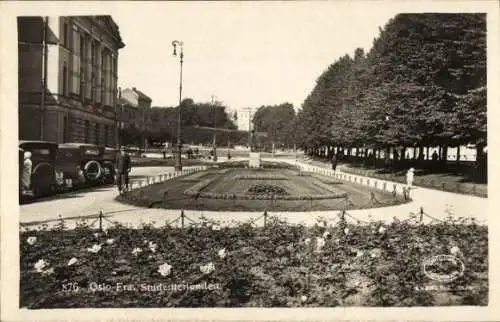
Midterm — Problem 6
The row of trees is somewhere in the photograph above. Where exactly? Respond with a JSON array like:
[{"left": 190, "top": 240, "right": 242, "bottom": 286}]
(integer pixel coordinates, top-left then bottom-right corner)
[
  {"left": 294, "top": 13, "right": 486, "bottom": 171},
  {"left": 251, "top": 103, "right": 297, "bottom": 151},
  {"left": 120, "top": 98, "right": 243, "bottom": 147}
]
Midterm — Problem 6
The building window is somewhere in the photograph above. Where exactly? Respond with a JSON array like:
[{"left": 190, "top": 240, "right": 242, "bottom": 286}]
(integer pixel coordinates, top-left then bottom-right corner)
[
  {"left": 63, "top": 115, "right": 69, "bottom": 143},
  {"left": 104, "top": 124, "right": 109, "bottom": 146},
  {"left": 84, "top": 120, "right": 90, "bottom": 143},
  {"left": 62, "top": 63, "right": 68, "bottom": 96},
  {"left": 100, "top": 76, "right": 105, "bottom": 104},
  {"left": 80, "top": 67, "right": 85, "bottom": 98},
  {"left": 95, "top": 123, "right": 100, "bottom": 145},
  {"left": 70, "top": 27, "right": 81, "bottom": 95},
  {"left": 63, "top": 22, "right": 69, "bottom": 47}
]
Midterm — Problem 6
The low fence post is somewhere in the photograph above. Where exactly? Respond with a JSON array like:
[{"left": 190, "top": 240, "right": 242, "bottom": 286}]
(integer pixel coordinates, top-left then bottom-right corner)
[
  {"left": 263, "top": 209, "right": 268, "bottom": 226},
  {"left": 181, "top": 209, "right": 185, "bottom": 228},
  {"left": 99, "top": 210, "right": 103, "bottom": 231},
  {"left": 419, "top": 207, "right": 424, "bottom": 222}
]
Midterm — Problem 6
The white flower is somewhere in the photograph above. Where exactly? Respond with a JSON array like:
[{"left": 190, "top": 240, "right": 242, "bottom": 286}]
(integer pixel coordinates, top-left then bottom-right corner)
[
  {"left": 344, "top": 228, "right": 350, "bottom": 235},
  {"left": 301, "top": 295, "right": 308, "bottom": 303},
  {"left": 218, "top": 248, "right": 227, "bottom": 259},
  {"left": 304, "top": 238, "right": 311, "bottom": 245},
  {"left": 315, "top": 237, "right": 326, "bottom": 252},
  {"left": 27, "top": 236, "right": 37, "bottom": 245},
  {"left": 148, "top": 242, "right": 157, "bottom": 253},
  {"left": 34, "top": 259, "right": 48, "bottom": 273},
  {"left": 43, "top": 267, "right": 54, "bottom": 275},
  {"left": 356, "top": 250, "right": 364, "bottom": 257},
  {"left": 67, "top": 257, "right": 78, "bottom": 266},
  {"left": 370, "top": 249, "right": 381, "bottom": 258},
  {"left": 200, "top": 262, "right": 215, "bottom": 275},
  {"left": 212, "top": 224, "right": 221, "bottom": 231},
  {"left": 93, "top": 233, "right": 100, "bottom": 238},
  {"left": 132, "top": 247, "right": 143, "bottom": 256},
  {"left": 450, "top": 246, "right": 461, "bottom": 256},
  {"left": 106, "top": 239, "right": 114, "bottom": 245},
  {"left": 322, "top": 231, "right": 331, "bottom": 238},
  {"left": 143, "top": 240, "right": 148, "bottom": 244},
  {"left": 378, "top": 226, "right": 386, "bottom": 234},
  {"left": 158, "top": 263, "right": 172, "bottom": 276},
  {"left": 87, "top": 244, "right": 102, "bottom": 254}
]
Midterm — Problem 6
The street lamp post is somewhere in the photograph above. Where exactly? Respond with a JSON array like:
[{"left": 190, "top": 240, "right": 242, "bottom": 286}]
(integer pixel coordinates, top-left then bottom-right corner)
[{"left": 172, "top": 40, "right": 184, "bottom": 171}]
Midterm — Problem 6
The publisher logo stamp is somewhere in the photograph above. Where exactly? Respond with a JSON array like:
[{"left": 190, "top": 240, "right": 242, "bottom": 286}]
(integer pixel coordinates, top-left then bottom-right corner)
[{"left": 422, "top": 255, "right": 465, "bottom": 283}]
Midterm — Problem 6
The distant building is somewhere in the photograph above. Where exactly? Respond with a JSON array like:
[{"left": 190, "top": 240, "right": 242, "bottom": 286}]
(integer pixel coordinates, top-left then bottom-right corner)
[
  {"left": 117, "top": 87, "right": 152, "bottom": 148},
  {"left": 18, "top": 16, "right": 125, "bottom": 146}
]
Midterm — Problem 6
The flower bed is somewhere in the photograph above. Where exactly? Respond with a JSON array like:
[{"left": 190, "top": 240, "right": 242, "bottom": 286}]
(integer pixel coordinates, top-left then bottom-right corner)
[
  {"left": 19, "top": 216, "right": 487, "bottom": 308},
  {"left": 247, "top": 183, "right": 289, "bottom": 195},
  {"left": 234, "top": 175, "right": 289, "bottom": 180},
  {"left": 217, "top": 160, "right": 297, "bottom": 170}
]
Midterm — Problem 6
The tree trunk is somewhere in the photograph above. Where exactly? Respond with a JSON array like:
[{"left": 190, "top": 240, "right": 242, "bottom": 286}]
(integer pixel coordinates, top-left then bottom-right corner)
[
  {"left": 476, "top": 143, "right": 486, "bottom": 182},
  {"left": 385, "top": 146, "right": 390, "bottom": 166},
  {"left": 456, "top": 145, "right": 461, "bottom": 165},
  {"left": 417, "top": 145, "right": 424, "bottom": 160},
  {"left": 426, "top": 146, "right": 430, "bottom": 160}
]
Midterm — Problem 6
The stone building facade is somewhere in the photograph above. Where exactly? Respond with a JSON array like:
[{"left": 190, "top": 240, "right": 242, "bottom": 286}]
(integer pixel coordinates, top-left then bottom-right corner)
[
  {"left": 18, "top": 16, "right": 125, "bottom": 146},
  {"left": 117, "top": 87, "right": 152, "bottom": 148}
]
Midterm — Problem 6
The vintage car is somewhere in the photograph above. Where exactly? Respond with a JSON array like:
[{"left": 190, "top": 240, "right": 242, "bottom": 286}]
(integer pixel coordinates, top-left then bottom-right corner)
[
  {"left": 19, "top": 140, "right": 59, "bottom": 198},
  {"left": 55, "top": 143, "right": 104, "bottom": 188},
  {"left": 99, "top": 146, "right": 118, "bottom": 184}
]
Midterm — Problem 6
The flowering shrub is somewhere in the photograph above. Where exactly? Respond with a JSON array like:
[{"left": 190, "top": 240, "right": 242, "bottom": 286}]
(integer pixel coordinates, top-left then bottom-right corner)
[{"left": 20, "top": 215, "right": 487, "bottom": 308}]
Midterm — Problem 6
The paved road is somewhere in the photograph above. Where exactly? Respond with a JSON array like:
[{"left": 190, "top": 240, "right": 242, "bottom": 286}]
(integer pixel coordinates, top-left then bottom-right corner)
[
  {"left": 20, "top": 166, "right": 178, "bottom": 222},
  {"left": 20, "top": 159, "right": 488, "bottom": 230}
]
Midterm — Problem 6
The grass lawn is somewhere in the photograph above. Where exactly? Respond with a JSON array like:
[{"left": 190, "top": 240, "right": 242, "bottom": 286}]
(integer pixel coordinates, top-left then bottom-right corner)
[
  {"left": 304, "top": 157, "right": 487, "bottom": 198},
  {"left": 118, "top": 166, "right": 408, "bottom": 212}
]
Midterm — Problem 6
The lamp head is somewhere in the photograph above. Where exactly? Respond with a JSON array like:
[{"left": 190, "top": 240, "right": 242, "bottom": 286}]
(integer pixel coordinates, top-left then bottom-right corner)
[{"left": 172, "top": 40, "right": 183, "bottom": 56}]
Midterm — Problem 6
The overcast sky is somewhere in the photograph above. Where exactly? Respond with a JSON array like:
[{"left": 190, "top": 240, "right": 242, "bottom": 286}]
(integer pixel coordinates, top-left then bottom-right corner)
[
  {"left": 6, "top": 1, "right": 495, "bottom": 130},
  {"left": 111, "top": 2, "right": 398, "bottom": 129}
]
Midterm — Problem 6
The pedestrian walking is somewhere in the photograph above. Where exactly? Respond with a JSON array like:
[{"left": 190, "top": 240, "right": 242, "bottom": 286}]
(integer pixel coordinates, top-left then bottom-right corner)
[
  {"left": 22, "top": 151, "right": 33, "bottom": 192},
  {"left": 406, "top": 167, "right": 415, "bottom": 189},
  {"left": 115, "top": 146, "right": 131, "bottom": 194},
  {"left": 331, "top": 154, "right": 338, "bottom": 171}
]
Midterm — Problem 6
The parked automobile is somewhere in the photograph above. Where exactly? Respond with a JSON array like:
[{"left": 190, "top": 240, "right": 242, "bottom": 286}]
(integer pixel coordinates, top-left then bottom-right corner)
[
  {"left": 56, "top": 143, "right": 104, "bottom": 188},
  {"left": 18, "top": 140, "right": 59, "bottom": 198},
  {"left": 99, "top": 146, "right": 118, "bottom": 184}
]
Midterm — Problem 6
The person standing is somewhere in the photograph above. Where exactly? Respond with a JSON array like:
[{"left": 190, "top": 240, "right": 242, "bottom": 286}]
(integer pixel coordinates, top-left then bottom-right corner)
[
  {"left": 331, "top": 153, "right": 338, "bottom": 171},
  {"left": 22, "top": 151, "right": 33, "bottom": 193},
  {"left": 115, "top": 146, "right": 131, "bottom": 194},
  {"left": 406, "top": 167, "right": 415, "bottom": 189}
]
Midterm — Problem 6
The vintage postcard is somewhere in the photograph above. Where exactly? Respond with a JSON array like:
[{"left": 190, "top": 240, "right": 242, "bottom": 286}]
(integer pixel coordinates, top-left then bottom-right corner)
[{"left": 1, "top": 0, "right": 499, "bottom": 321}]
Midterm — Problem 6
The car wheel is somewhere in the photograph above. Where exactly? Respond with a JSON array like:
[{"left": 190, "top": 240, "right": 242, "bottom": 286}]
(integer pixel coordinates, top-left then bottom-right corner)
[{"left": 84, "top": 160, "right": 102, "bottom": 181}]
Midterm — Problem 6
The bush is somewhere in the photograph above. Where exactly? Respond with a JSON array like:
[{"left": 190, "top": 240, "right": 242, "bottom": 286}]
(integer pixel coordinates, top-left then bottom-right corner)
[{"left": 20, "top": 216, "right": 487, "bottom": 308}]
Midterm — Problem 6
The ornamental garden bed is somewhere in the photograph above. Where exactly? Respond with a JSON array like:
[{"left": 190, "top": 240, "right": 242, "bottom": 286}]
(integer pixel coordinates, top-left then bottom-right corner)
[
  {"left": 20, "top": 216, "right": 487, "bottom": 308},
  {"left": 119, "top": 167, "right": 407, "bottom": 212}
]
